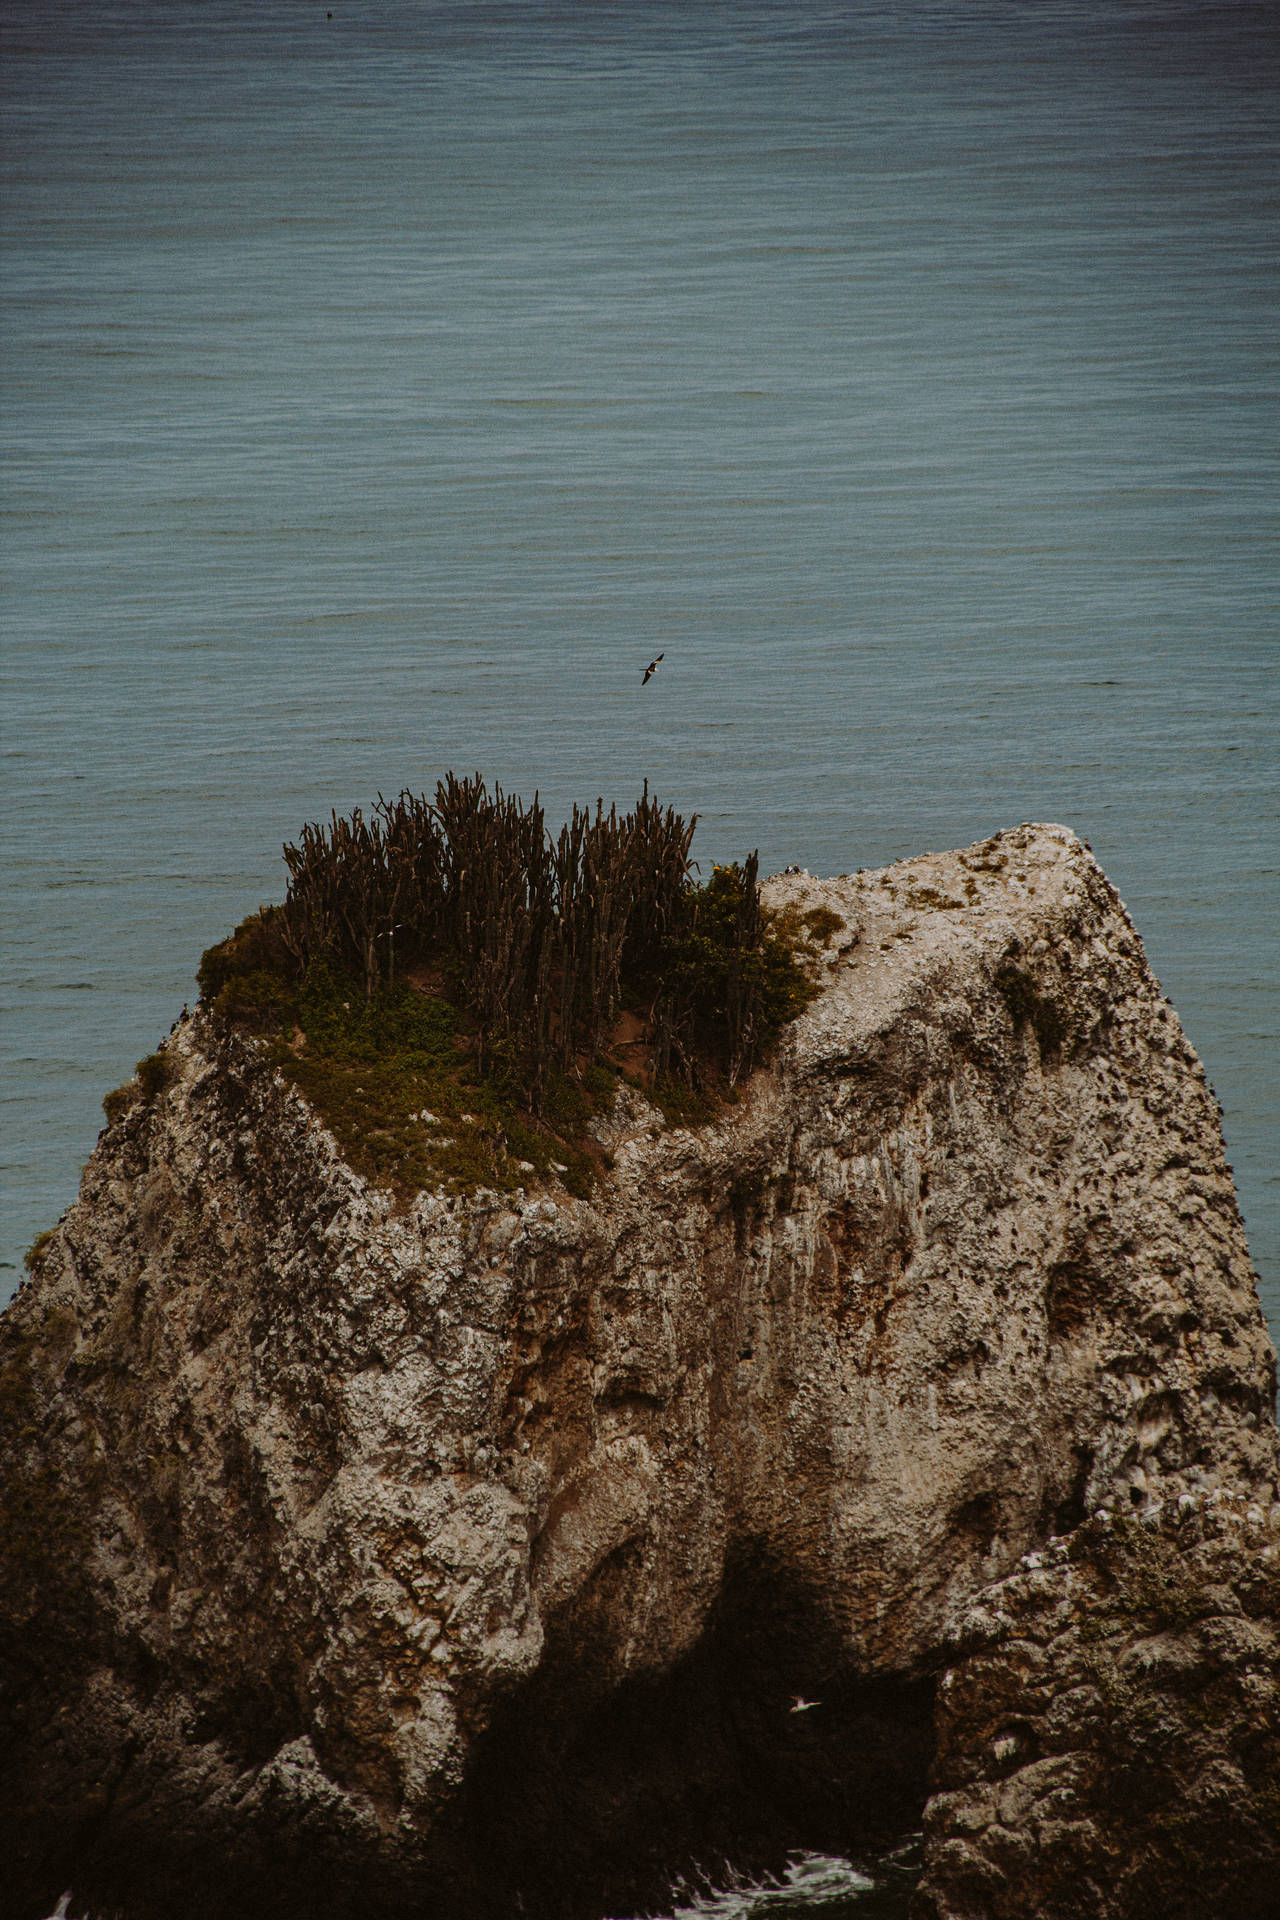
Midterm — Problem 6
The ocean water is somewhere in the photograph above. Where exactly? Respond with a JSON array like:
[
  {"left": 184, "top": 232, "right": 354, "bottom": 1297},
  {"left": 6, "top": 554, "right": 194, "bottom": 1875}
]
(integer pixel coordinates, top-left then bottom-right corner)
[{"left": 1, "top": 1, "right": 1276, "bottom": 1905}]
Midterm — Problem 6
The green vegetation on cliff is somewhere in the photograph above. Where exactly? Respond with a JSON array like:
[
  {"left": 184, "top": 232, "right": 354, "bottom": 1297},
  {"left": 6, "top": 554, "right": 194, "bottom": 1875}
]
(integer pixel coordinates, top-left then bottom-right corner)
[{"left": 195, "top": 778, "right": 821, "bottom": 1197}]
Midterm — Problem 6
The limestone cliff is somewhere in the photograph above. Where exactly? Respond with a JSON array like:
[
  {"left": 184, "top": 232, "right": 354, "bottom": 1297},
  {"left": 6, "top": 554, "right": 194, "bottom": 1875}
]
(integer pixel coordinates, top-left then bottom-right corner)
[{"left": 2, "top": 824, "right": 1276, "bottom": 1920}]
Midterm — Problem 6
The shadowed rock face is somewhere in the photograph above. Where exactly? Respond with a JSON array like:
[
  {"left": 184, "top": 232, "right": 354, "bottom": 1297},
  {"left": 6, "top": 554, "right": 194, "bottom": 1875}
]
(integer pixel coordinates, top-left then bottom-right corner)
[{"left": 1, "top": 824, "right": 1276, "bottom": 1920}]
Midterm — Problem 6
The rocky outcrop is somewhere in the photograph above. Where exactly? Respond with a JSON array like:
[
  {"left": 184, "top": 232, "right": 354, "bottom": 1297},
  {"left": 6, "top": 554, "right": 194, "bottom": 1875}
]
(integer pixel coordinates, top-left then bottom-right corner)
[{"left": 1, "top": 823, "right": 1276, "bottom": 1920}]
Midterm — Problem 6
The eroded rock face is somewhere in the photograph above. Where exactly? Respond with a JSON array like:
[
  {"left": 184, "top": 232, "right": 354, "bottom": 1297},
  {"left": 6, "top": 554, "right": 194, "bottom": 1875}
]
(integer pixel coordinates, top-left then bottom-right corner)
[
  {"left": 1, "top": 824, "right": 1276, "bottom": 1919},
  {"left": 918, "top": 1496, "right": 1280, "bottom": 1919}
]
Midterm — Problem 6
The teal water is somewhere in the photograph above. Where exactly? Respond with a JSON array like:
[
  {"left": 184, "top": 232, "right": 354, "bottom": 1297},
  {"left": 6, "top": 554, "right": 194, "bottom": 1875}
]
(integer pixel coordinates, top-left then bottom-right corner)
[
  {"left": 2, "top": 3, "right": 1277, "bottom": 1911},
  {"left": 6, "top": 0, "right": 1274, "bottom": 1335}
]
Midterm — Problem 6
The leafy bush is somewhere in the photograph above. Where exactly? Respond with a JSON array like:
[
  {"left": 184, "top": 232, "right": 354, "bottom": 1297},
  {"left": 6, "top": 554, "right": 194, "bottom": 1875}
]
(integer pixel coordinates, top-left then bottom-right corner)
[
  {"left": 136, "top": 1051, "right": 177, "bottom": 1103},
  {"left": 196, "top": 907, "right": 290, "bottom": 1004},
  {"left": 23, "top": 1230, "right": 57, "bottom": 1273},
  {"left": 102, "top": 1082, "right": 135, "bottom": 1127},
  {"left": 803, "top": 905, "right": 846, "bottom": 945},
  {"left": 652, "top": 859, "right": 817, "bottom": 1086},
  {"left": 100, "top": 1048, "right": 178, "bottom": 1128}
]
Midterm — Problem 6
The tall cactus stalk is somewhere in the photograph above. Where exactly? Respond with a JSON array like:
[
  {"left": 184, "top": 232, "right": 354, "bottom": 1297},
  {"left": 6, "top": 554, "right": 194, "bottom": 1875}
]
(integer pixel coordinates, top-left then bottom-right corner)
[{"left": 270, "top": 777, "right": 796, "bottom": 1106}]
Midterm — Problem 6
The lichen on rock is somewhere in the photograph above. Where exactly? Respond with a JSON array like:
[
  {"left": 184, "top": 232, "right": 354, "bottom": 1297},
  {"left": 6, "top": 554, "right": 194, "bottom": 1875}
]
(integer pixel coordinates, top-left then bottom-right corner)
[{"left": 1, "top": 823, "right": 1276, "bottom": 1920}]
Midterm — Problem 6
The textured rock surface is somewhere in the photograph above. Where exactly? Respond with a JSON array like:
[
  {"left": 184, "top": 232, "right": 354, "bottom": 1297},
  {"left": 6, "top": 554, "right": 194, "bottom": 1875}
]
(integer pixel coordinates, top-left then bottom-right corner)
[
  {"left": 919, "top": 1496, "right": 1280, "bottom": 1919},
  {"left": 1, "top": 823, "right": 1276, "bottom": 1919}
]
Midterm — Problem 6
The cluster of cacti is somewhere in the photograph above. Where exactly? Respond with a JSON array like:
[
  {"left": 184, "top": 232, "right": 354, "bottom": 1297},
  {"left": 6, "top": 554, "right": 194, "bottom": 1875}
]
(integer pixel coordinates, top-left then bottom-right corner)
[{"left": 209, "top": 778, "right": 810, "bottom": 1102}]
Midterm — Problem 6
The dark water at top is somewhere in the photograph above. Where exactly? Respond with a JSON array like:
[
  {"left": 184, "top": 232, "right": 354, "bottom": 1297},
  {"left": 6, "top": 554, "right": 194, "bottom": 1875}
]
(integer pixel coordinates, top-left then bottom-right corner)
[{"left": 2, "top": 6, "right": 1276, "bottom": 1314}]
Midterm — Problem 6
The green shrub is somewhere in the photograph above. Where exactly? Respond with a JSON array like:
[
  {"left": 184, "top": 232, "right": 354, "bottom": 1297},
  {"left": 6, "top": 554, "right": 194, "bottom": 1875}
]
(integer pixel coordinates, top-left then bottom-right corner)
[
  {"left": 101, "top": 1049, "right": 177, "bottom": 1127},
  {"left": 136, "top": 1051, "right": 177, "bottom": 1103},
  {"left": 102, "top": 1081, "right": 137, "bottom": 1126},
  {"left": 803, "top": 905, "right": 846, "bottom": 944},
  {"left": 197, "top": 906, "right": 289, "bottom": 1004},
  {"left": 652, "top": 860, "right": 818, "bottom": 1086},
  {"left": 23, "top": 1229, "right": 57, "bottom": 1273}
]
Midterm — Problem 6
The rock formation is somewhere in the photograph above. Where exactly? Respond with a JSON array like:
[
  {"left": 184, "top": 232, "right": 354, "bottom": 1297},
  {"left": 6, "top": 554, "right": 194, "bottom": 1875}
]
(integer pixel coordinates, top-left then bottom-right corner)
[{"left": 2, "top": 823, "right": 1276, "bottom": 1920}]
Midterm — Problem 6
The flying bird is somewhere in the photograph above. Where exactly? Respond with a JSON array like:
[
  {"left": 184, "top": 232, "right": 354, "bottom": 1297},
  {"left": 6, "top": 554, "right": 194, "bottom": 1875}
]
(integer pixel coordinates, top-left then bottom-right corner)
[
  {"left": 641, "top": 652, "right": 664, "bottom": 684},
  {"left": 789, "top": 1695, "right": 821, "bottom": 1713}
]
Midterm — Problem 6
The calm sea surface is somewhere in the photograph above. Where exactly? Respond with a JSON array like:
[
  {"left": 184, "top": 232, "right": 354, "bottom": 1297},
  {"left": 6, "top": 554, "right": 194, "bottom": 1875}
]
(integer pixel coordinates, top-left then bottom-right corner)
[{"left": 2, "top": 2, "right": 1277, "bottom": 1905}]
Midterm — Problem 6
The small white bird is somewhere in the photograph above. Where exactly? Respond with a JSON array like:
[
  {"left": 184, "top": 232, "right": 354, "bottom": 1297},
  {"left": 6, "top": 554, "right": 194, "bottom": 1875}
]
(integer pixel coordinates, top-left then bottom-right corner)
[
  {"left": 790, "top": 1694, "right": 821, "bottom": 1713},
  {"left": 641, "top": 652, "right": 664, "bottom": 684}
]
